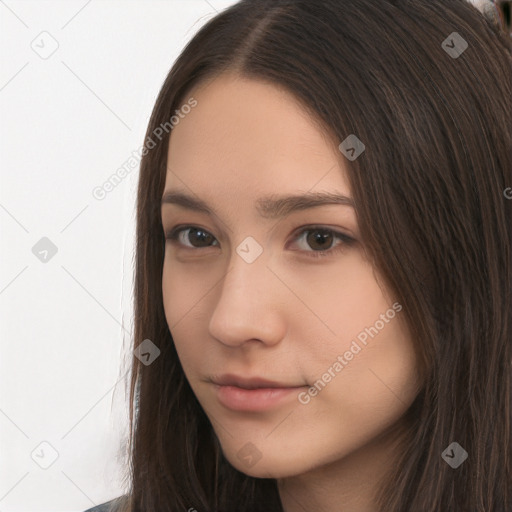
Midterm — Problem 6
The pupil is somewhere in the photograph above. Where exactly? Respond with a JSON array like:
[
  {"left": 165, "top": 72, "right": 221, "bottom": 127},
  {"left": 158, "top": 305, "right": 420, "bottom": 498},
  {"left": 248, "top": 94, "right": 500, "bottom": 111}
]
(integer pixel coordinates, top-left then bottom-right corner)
[
  {"left": 308, "top": 229, "right": 333, "bottom": 250},
  {"left": 190, "top": 228, "right": 213, "bottom": 247}
]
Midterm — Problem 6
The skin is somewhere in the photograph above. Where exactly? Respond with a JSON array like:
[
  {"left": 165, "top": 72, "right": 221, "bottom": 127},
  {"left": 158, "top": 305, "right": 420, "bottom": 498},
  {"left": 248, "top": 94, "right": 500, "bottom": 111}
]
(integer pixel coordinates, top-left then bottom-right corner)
[{"left": 161, "top": 72, "right": 423, "bottom": 512}]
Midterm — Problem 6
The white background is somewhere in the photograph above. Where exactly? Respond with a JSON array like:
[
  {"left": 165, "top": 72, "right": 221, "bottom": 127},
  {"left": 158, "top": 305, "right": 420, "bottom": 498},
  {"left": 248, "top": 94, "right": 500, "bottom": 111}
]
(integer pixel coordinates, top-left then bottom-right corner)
[{"left": 0, "top": 1, "right": 237, "bottom": 510}]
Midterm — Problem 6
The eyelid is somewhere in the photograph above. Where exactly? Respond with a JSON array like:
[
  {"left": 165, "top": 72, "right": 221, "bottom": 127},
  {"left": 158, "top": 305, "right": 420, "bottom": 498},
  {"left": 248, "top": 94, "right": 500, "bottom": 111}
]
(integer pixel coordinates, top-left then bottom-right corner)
[{"left": 164, "top": 223, "right": 356, "bottom": 258}]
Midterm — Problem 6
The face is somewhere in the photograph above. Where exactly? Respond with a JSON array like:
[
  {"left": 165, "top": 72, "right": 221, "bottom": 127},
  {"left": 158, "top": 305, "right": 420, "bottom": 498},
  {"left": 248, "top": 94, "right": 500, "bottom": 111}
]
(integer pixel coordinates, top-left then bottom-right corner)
[{"left": 161, "top": 72, "right": 421, "bottom": 479}]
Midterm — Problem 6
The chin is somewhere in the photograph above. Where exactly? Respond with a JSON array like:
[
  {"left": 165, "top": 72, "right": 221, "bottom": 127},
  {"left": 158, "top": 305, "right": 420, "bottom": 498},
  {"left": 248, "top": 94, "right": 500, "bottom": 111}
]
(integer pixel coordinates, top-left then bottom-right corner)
[{"left": 222, "top": 447, "right": 309, "bottom": 479}]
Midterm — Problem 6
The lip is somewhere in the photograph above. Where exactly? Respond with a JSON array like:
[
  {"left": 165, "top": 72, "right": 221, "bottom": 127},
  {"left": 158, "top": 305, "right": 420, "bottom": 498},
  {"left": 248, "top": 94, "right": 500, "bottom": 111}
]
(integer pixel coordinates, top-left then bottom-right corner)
[
  {"left": 211, "top": 374, "right": 307, "bottom": 412},
  {"left": 212, "top": 373, "right": 302, "bottom": 389}
]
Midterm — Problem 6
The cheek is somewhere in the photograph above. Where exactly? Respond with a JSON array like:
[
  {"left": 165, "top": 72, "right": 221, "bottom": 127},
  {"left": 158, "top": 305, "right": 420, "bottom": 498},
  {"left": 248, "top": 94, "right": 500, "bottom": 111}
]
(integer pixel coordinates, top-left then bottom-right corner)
[
  {"left": 161, "top": 261, "right": 208, "bottom": 374},
  {"left": 298, "top": 259, "right": 420, "bottom": 425},
  {"left": 162, "top": 258, "right": 198, "bottom": 326},
  {"left": 313, "top": 312, "right": 419, "bottom": 437},
  {"left": 161, "top": 256, "right": 219, "bottom": 336},
  {"left": 295, "top": 255, "right": 398, "bottom": 366}
]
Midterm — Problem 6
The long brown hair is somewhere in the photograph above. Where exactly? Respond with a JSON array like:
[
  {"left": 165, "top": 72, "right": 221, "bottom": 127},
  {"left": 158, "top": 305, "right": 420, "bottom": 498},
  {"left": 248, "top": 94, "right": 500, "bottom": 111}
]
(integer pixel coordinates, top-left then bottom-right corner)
[{"left": 112, "top": 1, "right": 512, "bottom": 510}]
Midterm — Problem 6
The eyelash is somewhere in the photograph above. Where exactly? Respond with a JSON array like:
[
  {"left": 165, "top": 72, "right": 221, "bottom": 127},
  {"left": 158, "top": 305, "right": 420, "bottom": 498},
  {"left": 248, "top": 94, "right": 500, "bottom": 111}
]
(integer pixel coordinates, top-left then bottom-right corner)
[{"left": 164, "top": 225, "right": 355, "bottom": 259}]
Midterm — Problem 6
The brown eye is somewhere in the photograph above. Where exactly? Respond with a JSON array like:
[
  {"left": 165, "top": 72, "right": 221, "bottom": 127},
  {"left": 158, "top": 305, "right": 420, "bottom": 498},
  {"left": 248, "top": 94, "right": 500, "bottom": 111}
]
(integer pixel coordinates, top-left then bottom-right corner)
[
  {"left": 165, "top": 226, "right": 219, "bottom": 248},
  {"left": 185, "top": 228, "right": 216, "bottom": 248},
  {"left": 290, "top": 226, "right": 355, "bottom": 258},
  {"left": 304, "top": 229, "right": 335, "bottom": 251}
]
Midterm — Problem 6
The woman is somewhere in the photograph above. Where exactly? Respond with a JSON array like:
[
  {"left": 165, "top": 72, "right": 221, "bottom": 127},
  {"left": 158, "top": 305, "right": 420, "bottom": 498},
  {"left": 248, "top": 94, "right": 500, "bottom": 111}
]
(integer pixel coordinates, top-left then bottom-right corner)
[{"left": 85, "top": 0, "right": 512, "bottom": 510}]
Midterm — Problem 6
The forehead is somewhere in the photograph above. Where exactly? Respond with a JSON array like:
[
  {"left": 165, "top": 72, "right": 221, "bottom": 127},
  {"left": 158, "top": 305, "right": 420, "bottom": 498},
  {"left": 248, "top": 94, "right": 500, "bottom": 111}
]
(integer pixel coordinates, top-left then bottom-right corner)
[{"left": 164, "top": 72, "right": 350, "bottom": 201}]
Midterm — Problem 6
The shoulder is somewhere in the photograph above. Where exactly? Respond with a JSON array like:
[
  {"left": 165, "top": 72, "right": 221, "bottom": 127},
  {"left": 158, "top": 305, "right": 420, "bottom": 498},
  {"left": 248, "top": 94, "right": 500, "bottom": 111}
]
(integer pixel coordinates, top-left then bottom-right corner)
[{"left": 83, "top": 496, "right": 127, "bottom": 512}]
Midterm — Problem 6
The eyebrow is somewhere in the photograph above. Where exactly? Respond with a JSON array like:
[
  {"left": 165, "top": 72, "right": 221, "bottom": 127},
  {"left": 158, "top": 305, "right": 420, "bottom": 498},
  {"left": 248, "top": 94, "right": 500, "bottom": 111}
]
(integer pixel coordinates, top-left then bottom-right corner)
[{"left": 161, "top": 190, "right": 355, "bottom": 219}]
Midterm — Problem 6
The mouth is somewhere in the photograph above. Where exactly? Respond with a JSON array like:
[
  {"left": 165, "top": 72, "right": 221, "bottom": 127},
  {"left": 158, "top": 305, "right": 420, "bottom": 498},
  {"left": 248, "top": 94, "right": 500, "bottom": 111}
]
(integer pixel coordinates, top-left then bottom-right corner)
[{"left": 210, "top": 373, "right": 308, "bottom": 412}]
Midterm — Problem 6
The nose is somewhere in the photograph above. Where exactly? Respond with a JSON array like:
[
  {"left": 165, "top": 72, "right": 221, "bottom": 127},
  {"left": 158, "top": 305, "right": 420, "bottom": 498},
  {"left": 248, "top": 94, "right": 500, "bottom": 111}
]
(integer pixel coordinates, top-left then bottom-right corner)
[{"left": 207, "top": 249, "right": 287, "bottom": 348}]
